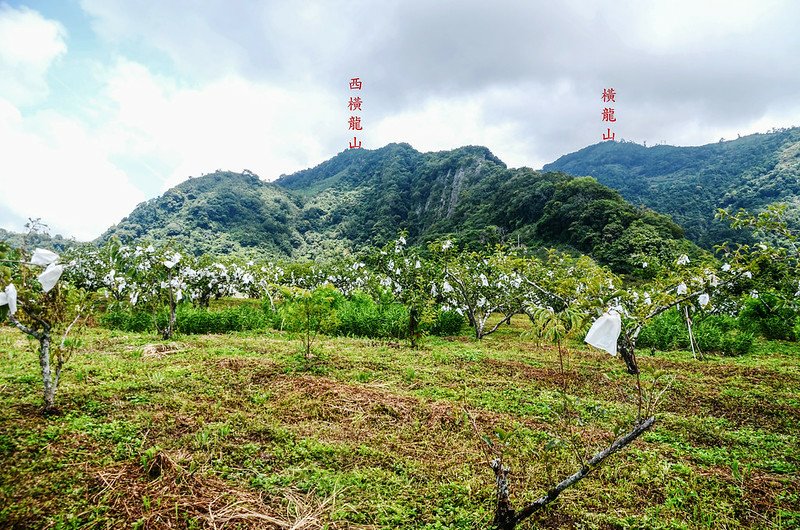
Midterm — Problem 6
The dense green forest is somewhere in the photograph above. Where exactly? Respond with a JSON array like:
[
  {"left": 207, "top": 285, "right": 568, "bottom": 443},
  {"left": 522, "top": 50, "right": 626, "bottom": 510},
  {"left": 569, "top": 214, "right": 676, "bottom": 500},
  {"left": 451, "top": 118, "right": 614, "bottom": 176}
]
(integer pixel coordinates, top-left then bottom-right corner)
[
  {"left": 544, "top": 127, "right": 800, "bottom": 248},
  {"left": 100, "top": 144, "right": 694, "bottom": 274}
]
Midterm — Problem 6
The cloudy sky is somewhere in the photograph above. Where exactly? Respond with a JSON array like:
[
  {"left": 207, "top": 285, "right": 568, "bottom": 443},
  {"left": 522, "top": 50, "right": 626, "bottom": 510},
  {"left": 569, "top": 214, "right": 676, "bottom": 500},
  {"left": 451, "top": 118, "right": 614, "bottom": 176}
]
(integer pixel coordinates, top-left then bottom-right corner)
[{"left": 1, "top": 0, "right": 798, "bottom": 240}]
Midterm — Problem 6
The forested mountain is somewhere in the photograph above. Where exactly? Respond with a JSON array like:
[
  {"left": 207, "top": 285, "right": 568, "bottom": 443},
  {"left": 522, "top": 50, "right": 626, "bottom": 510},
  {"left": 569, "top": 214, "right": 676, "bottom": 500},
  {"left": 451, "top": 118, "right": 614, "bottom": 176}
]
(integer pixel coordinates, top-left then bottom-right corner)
[
  {"left": 544, "top": 127, "right": 800, "bottom": 248},
  {"left": 100, "top": 143, "right": 696, "bottom": 273}
]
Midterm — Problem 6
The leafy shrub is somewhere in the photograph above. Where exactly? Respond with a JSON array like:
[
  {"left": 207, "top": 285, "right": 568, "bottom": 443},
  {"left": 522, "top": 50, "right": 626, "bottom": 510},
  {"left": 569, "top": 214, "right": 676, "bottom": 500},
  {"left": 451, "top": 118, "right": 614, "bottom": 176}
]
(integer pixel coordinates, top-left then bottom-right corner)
[
  {"left": 175, "top": 305, "right": 271, "bottom": 334},
  {"left": 638, "top": 309, "right": 753, "bottom": 355},
  {"left": 102, "top": 293, "right": 465, "bottom": 340},
  {"left": 693, "top": 315, "right": 737, "bottom": 352},
  {"left": 334, "top": 295, "right": 465, "bottom": 338},
  {"left": 698, "top": 314, "right": 738, "bottom": 332},
  {"left": 429, "top": 309, "right": 466, "bottom": 336},
  {"left": 101, "top": 305, "right": 270, "bottom": 334},
  {"left": 276, "top": 286, "right": 341, "bottom": 335},
  {"left": 277, "top": 285, "right": 344, "bottom": 359},
  {"left": 100, "top": 309, "right": 157, "bottom": 333},
  {"left": 720, "top": 330, "right": 755, "bottom": 356},
  {"left": 98, "top": 309, "right": 128, "bottom": 331},
  {"left": 693, "top": 322, "right": 723, "bottom": 352},
  {"left": 636, "top": 309, "right": 687, "bottom": 351},
  {"left": 738, "top": 293, "right": 797, "bottom": 341},
  {"left": 333, "top": 292, "right": 408, "bottom": 339}
]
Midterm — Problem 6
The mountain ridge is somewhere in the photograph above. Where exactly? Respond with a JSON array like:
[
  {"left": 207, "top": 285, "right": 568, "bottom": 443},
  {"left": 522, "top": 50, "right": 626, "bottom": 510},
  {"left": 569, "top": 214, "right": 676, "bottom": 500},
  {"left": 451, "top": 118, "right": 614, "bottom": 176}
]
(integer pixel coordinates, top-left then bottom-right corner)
[
  {"left": 544, "top": 127, "right": 800, "bottom": 247},
  {"left": 99, "top": 143, "right": 694, "bottom": 273}
]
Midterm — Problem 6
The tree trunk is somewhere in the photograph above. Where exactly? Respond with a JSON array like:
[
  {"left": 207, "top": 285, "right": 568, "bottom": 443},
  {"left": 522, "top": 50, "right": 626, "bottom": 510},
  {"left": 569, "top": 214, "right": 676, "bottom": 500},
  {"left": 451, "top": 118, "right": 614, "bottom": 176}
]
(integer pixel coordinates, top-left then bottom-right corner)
[
  {"left": 491, "top": 459, "right": 516, "bottom": 529},
  {"left": 618, "top": 335, "right": 639, "bottom": 375},
  {"left": 162, "top": 270, "right": 176, "bottom": 340},
  {"left": 305, "top": 304, "right": 312, "bottom": 358},
  {"left": 199, "top": 292, "right": 210, "bottom": 309},
  {"left": 162, "top": 294, "right": 176, "bottom": 340},
  {"left": 684, "top": 305, "right": 701, "bottom": 360},
  {"left": 306, "top": 317, "right": 312, "bottom": 359},
  {"left": 168, "top": 299, "right": 176, "bottom": 338},
  {"left": 265, "top": 290, "right": 276, "bottom": 312},
  {"left": 8, "top": 315, "right": 57, "bottom": 413},
  {"left": 38, "top": 331, "right": 57, "bottom": 412},
  {"left": 409, "top": 307, "right": 419, "bottom": 348},
  {"left": 466, "top": 309, "right": 480, "bottom": 340},
  {"left": 475, "top": 315, "right": 485, "bottom": 340}
]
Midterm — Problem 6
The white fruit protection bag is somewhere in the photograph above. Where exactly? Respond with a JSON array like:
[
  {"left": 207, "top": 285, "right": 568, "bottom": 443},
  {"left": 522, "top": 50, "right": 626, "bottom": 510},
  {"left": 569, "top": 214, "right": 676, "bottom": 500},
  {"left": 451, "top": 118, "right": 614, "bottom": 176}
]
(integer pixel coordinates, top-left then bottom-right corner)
[
  {"left": 584, "top": 310, "right": 622, "bottom": 356},
  {"left": 0, "top": 284, "right": 18, "bottom": 315}
]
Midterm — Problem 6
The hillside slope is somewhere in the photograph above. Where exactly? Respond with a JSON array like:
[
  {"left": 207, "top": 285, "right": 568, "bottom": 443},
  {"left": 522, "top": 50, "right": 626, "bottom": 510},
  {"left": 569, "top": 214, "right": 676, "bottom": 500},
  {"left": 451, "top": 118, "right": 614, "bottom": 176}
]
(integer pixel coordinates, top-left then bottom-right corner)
[
  {"left": 101, "top": 143, "right": 696, "bottom": 272},
  {"left": 544, "top": 128, "right": 800, "bottom": 247}
]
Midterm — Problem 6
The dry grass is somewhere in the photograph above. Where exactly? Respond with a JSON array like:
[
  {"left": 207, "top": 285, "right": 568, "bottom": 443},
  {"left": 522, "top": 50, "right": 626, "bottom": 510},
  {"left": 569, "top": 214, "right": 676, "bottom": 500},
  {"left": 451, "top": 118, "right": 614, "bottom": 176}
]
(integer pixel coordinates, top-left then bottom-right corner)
[{"left": 92, "top": 449, "right": 342, "bottom": 529}]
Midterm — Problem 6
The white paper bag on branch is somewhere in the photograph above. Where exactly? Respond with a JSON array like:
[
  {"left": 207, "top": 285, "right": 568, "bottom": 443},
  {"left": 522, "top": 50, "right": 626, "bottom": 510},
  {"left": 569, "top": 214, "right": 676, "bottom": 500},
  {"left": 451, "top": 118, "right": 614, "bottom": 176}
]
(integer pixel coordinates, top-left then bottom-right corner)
[
  {"left": 584, "top": 311, "right": 622, "bottom": 356},
  {"left": 4, "top": 284, "right": 17, "bottom": 315},
  {"left": 38, "top": 264, "right": 64, "bottom": 293},
  {"left": 31, "top": 248, "right": 59, "bottom": 267}
]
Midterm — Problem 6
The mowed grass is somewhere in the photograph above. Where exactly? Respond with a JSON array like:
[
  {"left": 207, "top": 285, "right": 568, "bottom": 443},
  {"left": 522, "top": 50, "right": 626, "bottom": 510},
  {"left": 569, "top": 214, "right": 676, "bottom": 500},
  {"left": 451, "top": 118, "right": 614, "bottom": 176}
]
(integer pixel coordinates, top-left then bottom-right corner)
[{"left": 0, "top": 316, "right": 798, "bottom": 529}]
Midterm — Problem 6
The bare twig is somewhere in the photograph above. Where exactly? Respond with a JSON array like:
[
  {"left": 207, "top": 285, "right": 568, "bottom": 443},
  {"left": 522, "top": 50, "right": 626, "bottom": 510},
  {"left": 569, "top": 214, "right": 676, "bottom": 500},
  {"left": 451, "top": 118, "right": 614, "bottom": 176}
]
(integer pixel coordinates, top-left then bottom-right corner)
[
  {"left": 646, "top": 375, "right": 676, "bottom": 418},
  {"left": 60, "top": 308, "right": 84, "bottom": 348},
  {"left": 464, "top": 407, "right": 495, "bottom": 462}
]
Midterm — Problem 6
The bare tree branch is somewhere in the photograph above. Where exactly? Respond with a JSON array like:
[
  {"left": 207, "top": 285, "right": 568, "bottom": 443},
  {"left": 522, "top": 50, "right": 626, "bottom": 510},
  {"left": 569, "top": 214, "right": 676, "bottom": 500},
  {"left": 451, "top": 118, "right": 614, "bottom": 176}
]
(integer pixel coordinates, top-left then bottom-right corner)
[
  {"left": 512, "top": 416, "right": 655, "bottom": 526},
  {"left": 8, "top": 314, "right": 44, "bottom": 340},
  {"left": 491, "top": 416, "right": 656, "bottom": 529},
  {"left": 60, "top": 308, "right": 84, "bottom": 348},
  {"left": 484, "top": 311, "right": 518, "bottom": 337}
]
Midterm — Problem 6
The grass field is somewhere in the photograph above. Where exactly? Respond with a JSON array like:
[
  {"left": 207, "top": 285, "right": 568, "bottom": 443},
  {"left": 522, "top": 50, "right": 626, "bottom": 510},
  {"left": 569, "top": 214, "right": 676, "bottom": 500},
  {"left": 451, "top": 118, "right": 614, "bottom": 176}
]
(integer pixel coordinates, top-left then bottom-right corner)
[{"left": 1, "top": 316, "right": 798, "bottom": 529}]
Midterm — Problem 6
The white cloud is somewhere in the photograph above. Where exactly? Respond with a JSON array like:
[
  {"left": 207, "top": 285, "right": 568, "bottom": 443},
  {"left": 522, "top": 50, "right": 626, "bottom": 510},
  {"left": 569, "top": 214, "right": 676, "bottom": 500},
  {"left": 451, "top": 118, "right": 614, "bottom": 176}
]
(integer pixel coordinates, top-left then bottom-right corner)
[
  {"left": 0, "top": 44, "right": 349, "bottom": 240},
  {"left": 0, "top": 6, "right": 145, "bottom": 241},
  {"left": 96, "top": 59, "right": 343, "bottom": 191},
  {"left": 630, "top": 0, "right": 783, "bottom": 51},
  {"left": 77, "top": 0, "right": 800, "bottom": 159},
  {"left": 372, "top": 89, "right": 534, "bottom": 168},
  {"left": 0, "top": 4, "right": 67, "bottom": 106},
  {"left": 0, "top": 98, "right": 146, "bottom": 240}
]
